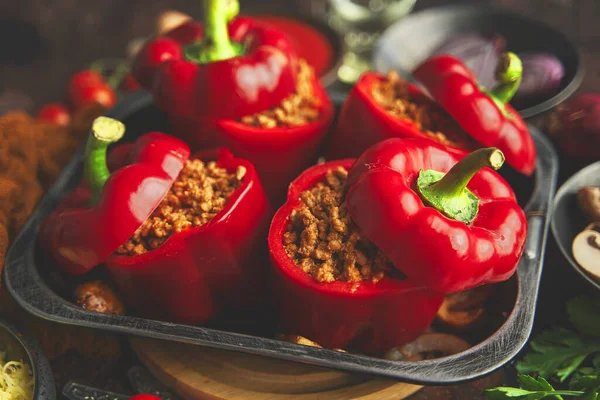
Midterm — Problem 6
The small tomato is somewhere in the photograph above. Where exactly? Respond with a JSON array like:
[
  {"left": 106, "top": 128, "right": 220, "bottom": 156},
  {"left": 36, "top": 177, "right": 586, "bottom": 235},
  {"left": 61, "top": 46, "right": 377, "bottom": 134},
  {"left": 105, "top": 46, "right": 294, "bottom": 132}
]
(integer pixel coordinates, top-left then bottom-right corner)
[{"left": 37, "top": 103, "right": 71, "bottom": 126}]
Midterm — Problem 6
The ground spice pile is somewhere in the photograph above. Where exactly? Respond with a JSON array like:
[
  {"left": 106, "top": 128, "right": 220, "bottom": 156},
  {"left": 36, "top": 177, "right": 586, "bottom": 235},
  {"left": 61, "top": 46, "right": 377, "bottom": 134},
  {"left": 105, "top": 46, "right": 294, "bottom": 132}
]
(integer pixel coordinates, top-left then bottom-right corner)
[
  {"left": 240, "top": 59, "right": 321, "bottom": 128},
  {"left": 371, "top": 71, "right": 476, "bottom": 149},
  {"left": 283, "top": 166, "right": 391, "bottom": 283},
  {"left": 117, "top": 159, "right": 246, "bottom": 256}
]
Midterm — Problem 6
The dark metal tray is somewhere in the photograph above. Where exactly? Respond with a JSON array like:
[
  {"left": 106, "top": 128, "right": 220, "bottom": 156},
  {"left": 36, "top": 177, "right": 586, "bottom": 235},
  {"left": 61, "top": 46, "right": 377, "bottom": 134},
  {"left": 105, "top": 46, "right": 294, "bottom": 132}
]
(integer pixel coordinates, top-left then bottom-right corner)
[{"left": 4, "top": 90, "right": 558, "bottom": 384}]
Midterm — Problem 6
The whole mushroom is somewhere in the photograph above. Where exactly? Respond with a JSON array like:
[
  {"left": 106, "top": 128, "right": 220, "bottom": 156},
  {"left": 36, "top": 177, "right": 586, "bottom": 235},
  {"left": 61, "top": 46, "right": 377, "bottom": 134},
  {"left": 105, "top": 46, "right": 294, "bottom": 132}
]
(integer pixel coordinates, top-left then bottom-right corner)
[{"left": 74, "top": 281, "right": 125, "bottom": 315}]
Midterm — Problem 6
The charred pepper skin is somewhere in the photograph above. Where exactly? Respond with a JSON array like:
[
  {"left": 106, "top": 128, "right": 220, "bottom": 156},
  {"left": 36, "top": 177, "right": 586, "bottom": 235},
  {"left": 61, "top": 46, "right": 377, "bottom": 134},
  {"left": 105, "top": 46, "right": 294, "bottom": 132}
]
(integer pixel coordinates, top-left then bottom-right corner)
[
  {"left": 132, "top": 17, "right": 297, "bottom": 120},
  {"left": 268, "top": 159, "right": 444, "bottom": 354},
  {"left": 346, "top": 138, "right": 527, "bottom": 294},
  {"left": 413, "top": 54, "right": 536, "bottom": 176}
]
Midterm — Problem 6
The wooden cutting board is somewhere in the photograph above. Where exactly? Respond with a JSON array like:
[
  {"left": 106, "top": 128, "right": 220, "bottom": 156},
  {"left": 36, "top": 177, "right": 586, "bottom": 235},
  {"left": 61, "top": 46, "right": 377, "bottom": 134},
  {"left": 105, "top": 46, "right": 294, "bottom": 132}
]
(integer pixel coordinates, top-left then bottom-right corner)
[{"left": 130, "top": 338, "right": 423, "bottom": 400}]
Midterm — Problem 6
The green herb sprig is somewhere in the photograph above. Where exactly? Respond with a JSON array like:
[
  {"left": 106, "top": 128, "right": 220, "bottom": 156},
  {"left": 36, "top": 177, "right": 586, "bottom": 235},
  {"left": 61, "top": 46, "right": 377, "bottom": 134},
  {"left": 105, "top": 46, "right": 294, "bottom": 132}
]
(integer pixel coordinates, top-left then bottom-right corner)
[{"left": 484, "top": 296, "right": 600, "bottom": 399}]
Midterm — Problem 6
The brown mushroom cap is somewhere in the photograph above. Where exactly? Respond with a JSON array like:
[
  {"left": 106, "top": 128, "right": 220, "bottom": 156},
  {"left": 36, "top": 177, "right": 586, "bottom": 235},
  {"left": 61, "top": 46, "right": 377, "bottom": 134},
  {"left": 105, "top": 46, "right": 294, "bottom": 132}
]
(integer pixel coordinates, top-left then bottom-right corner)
[
  {"left": 572, "top": 223, "right": 600, "bottom": 280},
  {"left": 577, "top": 186, "right": 600, "bottom": 222}
]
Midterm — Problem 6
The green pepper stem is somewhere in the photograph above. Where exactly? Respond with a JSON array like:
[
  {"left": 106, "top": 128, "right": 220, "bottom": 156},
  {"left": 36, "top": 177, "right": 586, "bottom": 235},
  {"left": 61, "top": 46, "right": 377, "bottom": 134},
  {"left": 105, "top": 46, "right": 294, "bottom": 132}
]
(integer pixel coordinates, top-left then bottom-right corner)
[
  {"left": 431, "top": 148, "right": 505, "bottom": 197},
  {"left": 415, "top": 148, "right": 505, "bottom": 224},
  {"left": 489, "top": 52, "right": 523, "bottom": 105},
  {"left": 195, "top": 0, "right": 240, "bottom": 63},
  {"left": 84, "top": 117, "right": 125, "bottom": 202}
]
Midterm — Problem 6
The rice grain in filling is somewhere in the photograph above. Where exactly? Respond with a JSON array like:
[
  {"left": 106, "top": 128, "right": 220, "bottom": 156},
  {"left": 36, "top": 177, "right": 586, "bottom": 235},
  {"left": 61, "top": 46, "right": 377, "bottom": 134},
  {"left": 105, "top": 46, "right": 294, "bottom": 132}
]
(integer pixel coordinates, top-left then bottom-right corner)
[
  {"left": 371, "top": 71, "right": 477, "bottom": 149},
  {"left": 283, "top": 166, "right": 392, "bottom": 283},
  {"left": 117, "top": 159, "right": 245, "bottom": 256}
]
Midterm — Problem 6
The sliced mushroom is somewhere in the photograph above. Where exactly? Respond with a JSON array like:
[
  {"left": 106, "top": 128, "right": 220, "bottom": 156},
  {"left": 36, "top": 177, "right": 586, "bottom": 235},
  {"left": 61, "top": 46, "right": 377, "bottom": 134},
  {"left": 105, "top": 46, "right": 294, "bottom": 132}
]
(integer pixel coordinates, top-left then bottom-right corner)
[
  {"left": 577, "top": 186, "right": 600, "bottom": 222},
  {"left": 383, "top": 333, "right": 470, "bottom": 362},
  {"left": 436, "top": 285, "right": 492, "bottom": 329},
  {"left": 572, "top": 223, "right": 600, "bottom": 280}
]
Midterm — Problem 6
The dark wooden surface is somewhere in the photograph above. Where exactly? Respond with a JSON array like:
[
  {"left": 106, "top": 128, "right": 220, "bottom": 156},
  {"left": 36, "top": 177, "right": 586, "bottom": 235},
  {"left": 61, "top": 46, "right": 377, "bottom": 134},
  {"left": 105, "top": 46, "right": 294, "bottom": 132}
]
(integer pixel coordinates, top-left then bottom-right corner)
[{"left": 0, "top": 0, "right": 599, "bottom": 399}]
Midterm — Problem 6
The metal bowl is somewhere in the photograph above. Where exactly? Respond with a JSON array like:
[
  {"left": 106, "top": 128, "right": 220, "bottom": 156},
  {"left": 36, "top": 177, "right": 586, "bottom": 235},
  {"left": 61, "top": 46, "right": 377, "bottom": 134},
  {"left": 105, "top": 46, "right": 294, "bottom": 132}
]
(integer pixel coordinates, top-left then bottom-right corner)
[
  {"left": 551, "top": 161, "right": 600, "bottom": 291},
  {"left": 0, "top": 320, "right": 55, "bottom": 399},
  {"left": 372, "top": 4, "right": 583, "bottom": 119}
]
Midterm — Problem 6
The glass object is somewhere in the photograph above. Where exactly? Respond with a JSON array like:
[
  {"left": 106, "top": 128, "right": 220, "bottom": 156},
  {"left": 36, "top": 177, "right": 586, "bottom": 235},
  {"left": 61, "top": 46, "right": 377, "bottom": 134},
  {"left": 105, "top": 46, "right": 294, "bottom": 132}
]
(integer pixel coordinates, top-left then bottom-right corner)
[{"left": 326, "top": 0, "right": 417, "bottom": 83}]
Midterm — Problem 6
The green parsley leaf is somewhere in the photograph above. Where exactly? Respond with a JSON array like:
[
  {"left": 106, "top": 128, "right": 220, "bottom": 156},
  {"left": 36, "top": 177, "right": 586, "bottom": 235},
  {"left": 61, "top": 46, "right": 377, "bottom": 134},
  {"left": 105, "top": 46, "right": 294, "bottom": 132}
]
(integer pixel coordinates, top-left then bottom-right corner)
[
  {"left": 570, "top": 373, "right": 600, "bottom": 391},
  {"left": 580, "top": 392, "right": 598, "bottom": 400},
  {"left": 516, "top": 327, "right": 600, "bottom": 382},
  {"left": 484, "top": 387, "right": 548, "bottom": 399},
  {"left": 484, "top": 386, "right": 582, "bottom": 399},
  {"left": 484, "top": 375, "right": 586, "bottom": 399},
  {"left": 567, "top": 296, "right": 600, "bottom": 338},
  {"left": 592, "top": 355, "right": 600, "bottom": 370},
  {"left": 519, "top": 375, "right": 555, "bottom": 391}
]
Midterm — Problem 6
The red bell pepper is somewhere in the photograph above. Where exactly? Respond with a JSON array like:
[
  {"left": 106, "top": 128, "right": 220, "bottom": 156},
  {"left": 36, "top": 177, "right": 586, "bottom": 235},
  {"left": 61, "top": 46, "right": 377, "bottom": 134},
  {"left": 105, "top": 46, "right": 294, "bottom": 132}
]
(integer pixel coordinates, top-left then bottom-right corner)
[
  {"left": 105, "top": 146, "right": 271, "bottom": 323},
  {"left": 326, "top": 52, "right": 536, "bottom": 176},
  {"left": 133, "top": 0, "right": 333, "bottom": 203},
  {"left": 39, "top": 117, "right": 190, "bottom": 275},
  {"left": 132, "top": 0, "right": 297, "bottom": 120},
  {"left": 188, "top": 78, "right": 334, "bottom": 203},
  {"left": 413, "top": 52, "right": 536, "bottom": 176},
  {"left": 268, "top": 159, "right": 444, "bottom": 354},
  {"left": 40, "top": 117, "right": 271, "bottom": 324},
  {"left": 345, "top": 138, "right": 527, "bottom": 294},
  {"left": 326, "top": 72, "right": 470, "bottom": 161}
]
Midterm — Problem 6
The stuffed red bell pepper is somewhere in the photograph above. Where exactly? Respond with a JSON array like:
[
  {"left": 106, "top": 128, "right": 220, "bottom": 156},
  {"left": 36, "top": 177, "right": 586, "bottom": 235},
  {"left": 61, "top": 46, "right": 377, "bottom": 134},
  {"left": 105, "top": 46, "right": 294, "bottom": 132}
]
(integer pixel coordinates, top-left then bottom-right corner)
[
  {"left": 345, "top": 138, "right": 527, "bottom": 294},
  {"left": 326, "top": 52, "right": 536, "bottom": 176},
  {"left": 268, "top": 159, "right": 444, "bottom": 354},
  {"left": 132, "top": 0, "right": 334, "bottom": 203},
  {"left": 40, "top": 117, "right": 271, "bottom": 324}
]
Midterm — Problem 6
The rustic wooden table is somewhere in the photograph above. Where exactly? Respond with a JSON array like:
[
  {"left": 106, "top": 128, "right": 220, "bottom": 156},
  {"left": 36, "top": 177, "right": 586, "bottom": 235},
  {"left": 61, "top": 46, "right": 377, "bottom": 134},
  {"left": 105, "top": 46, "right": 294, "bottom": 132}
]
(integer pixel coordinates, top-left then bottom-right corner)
[{"left": 0, "top": 0, "right": 598, "bottom": 399}]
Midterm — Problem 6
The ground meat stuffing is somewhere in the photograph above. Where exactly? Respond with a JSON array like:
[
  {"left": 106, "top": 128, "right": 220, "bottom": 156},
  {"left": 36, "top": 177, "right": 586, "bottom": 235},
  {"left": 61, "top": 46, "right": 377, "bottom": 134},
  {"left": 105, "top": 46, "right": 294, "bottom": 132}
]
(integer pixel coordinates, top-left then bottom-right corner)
[
  {"left": 240, "top": 59, "right": 321, "bottom": 128},
  {"left": 116, "top": 159, "right": 245, "bottom": 256},
  {"left": 283, "top": 166, "right": 392, "bottom": 284},
  {"left": 372, "top": 71, "right": 477, "bottom": 149}
]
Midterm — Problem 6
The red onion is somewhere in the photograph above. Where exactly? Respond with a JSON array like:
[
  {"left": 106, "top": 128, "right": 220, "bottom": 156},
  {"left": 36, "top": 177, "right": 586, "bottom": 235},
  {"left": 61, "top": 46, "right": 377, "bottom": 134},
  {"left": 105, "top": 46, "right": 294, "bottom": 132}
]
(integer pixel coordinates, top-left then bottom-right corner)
[
  {"left": 433, "top": 34, "right": 506, "bottom": 88},
  {"left": 550, "top": 93, "right": 600, "bottom": 159},
  {"left": 515, "top": 53, "right": 565, "bottom": 100}
]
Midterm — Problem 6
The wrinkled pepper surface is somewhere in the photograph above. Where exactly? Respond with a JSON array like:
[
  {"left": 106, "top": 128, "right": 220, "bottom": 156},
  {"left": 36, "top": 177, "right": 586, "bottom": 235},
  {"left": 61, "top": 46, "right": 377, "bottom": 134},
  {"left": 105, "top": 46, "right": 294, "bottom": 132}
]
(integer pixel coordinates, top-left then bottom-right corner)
[
  {"left": 346, "top": 138, "right": 527, "bottom": 294},
  {"left": 268, "top": 159, "right": 444, "bottom": 354},
  {"left": 132, "top": 0, "right": 334, "bottom": 203},
  {"left": 40, "top": 117, "right": 271, "bottom": 324},
  {"left": 327, "top": 52, "right": 536, "bottom": 176}
]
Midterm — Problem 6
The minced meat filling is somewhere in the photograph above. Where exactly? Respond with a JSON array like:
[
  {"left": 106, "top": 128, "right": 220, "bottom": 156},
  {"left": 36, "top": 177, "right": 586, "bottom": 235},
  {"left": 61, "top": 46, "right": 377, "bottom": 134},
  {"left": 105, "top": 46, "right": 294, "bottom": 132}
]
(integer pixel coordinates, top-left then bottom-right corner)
[
  {"left": 283, "top": 166, "right": 391, "bottom": 283},
  {"left": 371, "top": 71, "right": 477, "bottom": 149},
  {"left": 240, "top": 59, "right": 321, "bottom": 128},
  {"left": 116, "top": 159, "right": 245, "bottom": 256}
]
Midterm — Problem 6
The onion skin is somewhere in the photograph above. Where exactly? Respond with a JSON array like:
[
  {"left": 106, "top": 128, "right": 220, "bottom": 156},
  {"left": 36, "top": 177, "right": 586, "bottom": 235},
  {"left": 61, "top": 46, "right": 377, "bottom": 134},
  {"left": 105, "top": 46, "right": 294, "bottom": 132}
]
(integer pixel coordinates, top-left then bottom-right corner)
[
  {"left": 515, "top": 53, "right": 565, "bottom": 100},
  {"left": 435, "top": 35, "right": 565, "bottom": 101},
  {"left": 434, "top": 34, "right": 505, "bottom": 88},
  {"left": 549, "top": 93, "right": 600, "bottom": 159}
]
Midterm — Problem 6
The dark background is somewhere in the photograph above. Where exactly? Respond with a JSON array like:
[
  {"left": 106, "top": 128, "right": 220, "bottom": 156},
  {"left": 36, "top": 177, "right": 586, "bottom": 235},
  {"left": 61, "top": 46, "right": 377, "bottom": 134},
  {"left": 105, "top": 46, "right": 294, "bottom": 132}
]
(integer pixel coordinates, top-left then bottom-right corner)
[
  {"left": 1, "top": 0, "right": 599, "bottom": 398},
  {"left": 0, "top": 0, "right": 598, "bottom": 113}
]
